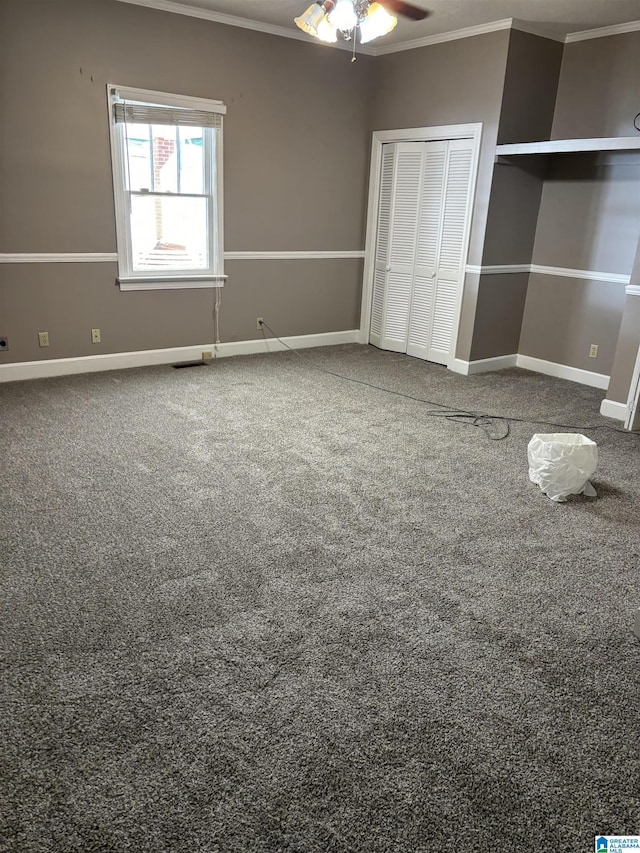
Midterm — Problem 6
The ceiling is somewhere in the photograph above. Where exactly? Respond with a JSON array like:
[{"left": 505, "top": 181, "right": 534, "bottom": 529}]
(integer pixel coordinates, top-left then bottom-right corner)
[{"left": 119, "top": 0, "right": 640, "bottom": 49}]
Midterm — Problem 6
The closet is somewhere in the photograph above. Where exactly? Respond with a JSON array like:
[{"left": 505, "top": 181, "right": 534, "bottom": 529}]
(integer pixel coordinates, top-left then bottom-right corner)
[{"left": 369, "top": 138, "right": 476, "bottom": 365}]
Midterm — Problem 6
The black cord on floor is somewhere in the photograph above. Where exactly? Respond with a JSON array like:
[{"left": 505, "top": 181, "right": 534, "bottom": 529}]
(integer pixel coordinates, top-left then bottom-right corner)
[{"left": 259, "top": 320, "right": 639, "bottom": 442}]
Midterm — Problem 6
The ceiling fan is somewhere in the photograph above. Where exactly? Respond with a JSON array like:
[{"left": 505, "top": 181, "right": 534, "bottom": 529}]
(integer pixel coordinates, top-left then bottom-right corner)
[
  {"left": 377, "top": 0, "right": 431, "bottom": 21},
  {"left": 295, "top": 0, "right": 430, "bottom": 54}
]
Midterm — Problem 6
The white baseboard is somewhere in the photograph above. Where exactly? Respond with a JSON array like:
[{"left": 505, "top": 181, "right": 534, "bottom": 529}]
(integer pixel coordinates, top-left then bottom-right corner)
[
  {"left": 451, "top": 352, "right": 610, "bottom": 390},
  {"left": 468, "top": 354, "right": 518, "bottom": 374},
  {"left": 449, "top": 354, "right": 518, "bottom": 375},
  {"left": 599, "top": 398, "right": 627, "bottom": 421},
  {"left": 0, "top": 329, "right": 359, "bottom": 383},
  {"left": 516, "top": 354, "right": 610, "bottom": 390},
  {"left": 449, "top": 358, "right": 470, "bottom": 375}
]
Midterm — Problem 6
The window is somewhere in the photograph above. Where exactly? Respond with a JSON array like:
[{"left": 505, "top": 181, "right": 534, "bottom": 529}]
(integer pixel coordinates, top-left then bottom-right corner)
[{"left": 108, "top": 85, "right": 226, "bottom": 291}]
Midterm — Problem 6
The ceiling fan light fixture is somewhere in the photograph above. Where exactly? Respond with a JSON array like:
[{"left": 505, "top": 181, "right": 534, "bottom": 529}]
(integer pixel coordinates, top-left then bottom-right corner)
[
  {"left": 359, "top": 2, "right": 397, "bottom": 42},
  {"left": 317, "top": 15, "right": 338, "bottom": 41},
  {"left": 294, "top": 3, "right": 327, "bottom": 36},
  {"left": 328, "top": 0, "right": 358, "bottom": 31}
]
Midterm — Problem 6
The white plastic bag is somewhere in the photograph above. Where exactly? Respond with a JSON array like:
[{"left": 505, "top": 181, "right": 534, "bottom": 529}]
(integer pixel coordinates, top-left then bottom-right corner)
[{"left": 527, "top": 433, "right": 598, "bottom": 502}]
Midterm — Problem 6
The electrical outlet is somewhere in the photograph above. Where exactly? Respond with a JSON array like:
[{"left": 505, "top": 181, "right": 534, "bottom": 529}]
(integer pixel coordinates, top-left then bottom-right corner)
[
  {"left": 256, "top": 317, "right": 264, "bottom": 331},
  {"left": 0, "top": 336, "right": 8, "bottom": 352},
  {"left": 202, "top": 350, "right": 213, "bottom": 362},
  {"left": 38, "top": 331, "right": 50, "bottom": 348},
  {"left": 589, "top": 344, "right": 598, "bottom": 358},
  {"left": 91, "top": 328, "right": 101, "bottom": 344}
]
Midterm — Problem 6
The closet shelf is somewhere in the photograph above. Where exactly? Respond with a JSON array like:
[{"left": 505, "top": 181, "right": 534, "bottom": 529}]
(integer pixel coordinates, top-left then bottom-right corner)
[{"left": 495, "top": 136, "right": 640, "bottom": 157}]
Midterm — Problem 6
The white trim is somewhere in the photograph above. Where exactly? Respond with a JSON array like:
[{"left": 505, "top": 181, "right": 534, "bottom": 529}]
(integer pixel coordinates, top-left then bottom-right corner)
[
  {"left": 224, "top": 250, "right": 365, "bottom": 260},
  {"left": 112, "top": 2, "right": 640, "bottom": 53},
  {"left": 530, "top": 264, "right": 630, "bottom": 285},
  {"left": 110, "top": 84, "right": 226, "bottom": 114},
  {"left": 359, "top": 123, "right": 483, "bottom": 347},
  {"left": 467, "top": 354, "right": 518, "bottom": 373},
  {"left": 510, "top": 19, "right": 565, "bottom": 42},
  {"left": 449, "top": 355, "right": 518, "bottom": 375},
  {"left": 565, "top": 20, "right": 640, "bottom": 43},
  {"left": 464, "top": 262, "right": 630, "bottom": 284},
  {"left": 626, "top": 285, "right": 640, "bottom": 297},
  {"left": 0, "top": 330, "right": 360, "bottom": 383},
  {"left": 516, "top": 354, "right": 609, "bottom": 390},
  {"left": 448, "top": 359, "right": 470, "bottom": 375},
  {"left": 1, "top": 257, "right": 627, "bottom": 283},
  {"left": 465, "top": 264, "right": 530, "bottom": 276},
  {"left": 113, "top": 0, "right": 374, "bottom": 54},
  {"left": 0, "top": 251, "right": 364, "bottom": 264},
  {"left": 118, "top": 276, "right": 227, "bottom": 291},
  {"left": 599, "top": 398, "right": 627, "bottom": 421},
  {"left": 113, "top": 0, "right": 316, "bottom": 41},
  {"left": 107, "top": 84, "right": 225, "bottom": 286},
  {"left": 453, "top": 353, "right": 610, "bottom": 389},
  {"left": 496, "top": 137, "right": 640, "bottom": 156},
  {"left": 0, "top": 253, "right": 118, "bottom": 264},
  {"left": 369, "top": 18, "right": 512, "bottom": 55}
]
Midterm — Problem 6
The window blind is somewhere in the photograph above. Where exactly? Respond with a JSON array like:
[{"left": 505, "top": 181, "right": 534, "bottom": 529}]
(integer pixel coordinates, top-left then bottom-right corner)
[{"left": 113, "top": 103, "right": 223, "bottom": 129}]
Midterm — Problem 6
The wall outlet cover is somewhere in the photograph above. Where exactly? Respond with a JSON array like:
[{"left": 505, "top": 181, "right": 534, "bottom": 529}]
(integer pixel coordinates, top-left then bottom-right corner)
[{"left": 38, "top": 332, "right": 50, "bottom": 347}]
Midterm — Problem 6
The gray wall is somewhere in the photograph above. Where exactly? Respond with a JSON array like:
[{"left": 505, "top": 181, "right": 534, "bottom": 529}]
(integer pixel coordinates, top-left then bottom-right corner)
[
  {"left": 470, "top": 30, "right": 562, "bottom": 360},
  {"left": 531, "top": 152, "right": 640, "bottom": 274},
  {"left": 518, "top": 32, "right": 640, "bottom": 379},
  {"left": 551, "top": 31, "right": 640, "bottom": 139},
  {"left": 497, "top": 29, "right": 563, "bottom": 147},
  {"left": 368, "top": 29, "right": 511, "bottom": 361},
  {"left": 520, "top": 151, "right": 640, "bottom": 375},
  {"left": 2, "top": 5, "right": 638, "bottom": 386},
  {"left": 519, "top": 274, "right": 627, "bottom": 373},
  {"left": 0, "top": 0, "right": 373, "bottom": 362}
]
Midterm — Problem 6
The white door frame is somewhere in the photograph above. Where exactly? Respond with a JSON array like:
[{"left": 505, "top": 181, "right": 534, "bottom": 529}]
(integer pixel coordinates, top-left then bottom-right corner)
[{"left": 358, "top": 123, "right": 483, "bottom": 370}]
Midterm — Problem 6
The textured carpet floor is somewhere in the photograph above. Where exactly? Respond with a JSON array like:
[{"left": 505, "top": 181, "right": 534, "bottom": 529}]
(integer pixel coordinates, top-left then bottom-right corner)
[{"left": 1, "top": 344, "right": 639, "bottom": 853}]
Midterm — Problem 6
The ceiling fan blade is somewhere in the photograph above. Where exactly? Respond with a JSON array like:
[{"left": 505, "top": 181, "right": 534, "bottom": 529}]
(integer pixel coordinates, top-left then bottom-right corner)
[{"left": 380, "top": 0, "right": 431, "bottom": 21}]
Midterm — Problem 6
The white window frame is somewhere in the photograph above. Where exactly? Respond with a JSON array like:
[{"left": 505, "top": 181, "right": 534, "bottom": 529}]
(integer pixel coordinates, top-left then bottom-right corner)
[{"left": 107, "top": 84, "right": 227, "bottom": 291}]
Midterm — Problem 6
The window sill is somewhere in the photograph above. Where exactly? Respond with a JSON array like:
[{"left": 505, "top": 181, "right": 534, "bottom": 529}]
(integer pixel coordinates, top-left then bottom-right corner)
[{"left": 118, "top": 275, "right": 227, "bottom": 292}]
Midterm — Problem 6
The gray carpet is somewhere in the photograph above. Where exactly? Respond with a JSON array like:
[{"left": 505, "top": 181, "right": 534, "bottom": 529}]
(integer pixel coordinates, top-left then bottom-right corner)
[{"left": 1, "top": 343, "right": 639, "bottom": 853}]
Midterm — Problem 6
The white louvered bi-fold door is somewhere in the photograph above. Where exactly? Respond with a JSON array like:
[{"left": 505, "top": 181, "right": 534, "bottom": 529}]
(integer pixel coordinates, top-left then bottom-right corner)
[
  {"left": 371, "top": 143, "right": 424, "bottom": 353},
  {"left": 370, "top": 137, "right": 475, "bottom": 366},
  {"left": 406, "top": 142, "right": 447, "bottom": 360},
  {"left": 427, "top": 139, "right": 475, "bottom": 364}
]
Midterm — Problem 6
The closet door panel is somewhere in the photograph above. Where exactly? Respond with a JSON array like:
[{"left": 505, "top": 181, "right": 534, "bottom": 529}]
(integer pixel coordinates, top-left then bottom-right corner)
[
  {"left": 428, "top": 140, "right": 475, "bottom": 365},
  {"left": 406, "top": 273, "right": 434, "bottom": 355},
  {"left": 415, "top": 143, "right": 447, "bottom": 274},
  {"left": 384, "top": 271, "right": 415, "bottom": 351},
  {"left": 408, "top": 142, "right": 447, "bottom": 359},
  {"left": 430, "top": 279, "right": 459, "bottom": 356},
  {"left": 437, "top": 143, "right": 474, "bottom": 278},
  {"left": 381, "top": 144, "right": 423, "bottom": 350}
]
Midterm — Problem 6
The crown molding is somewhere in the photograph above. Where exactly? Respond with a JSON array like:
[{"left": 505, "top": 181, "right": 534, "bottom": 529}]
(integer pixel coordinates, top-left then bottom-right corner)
[
  {"left": 510, "top": 19, "right": 565, "bottom": 43},
  {"left": 370, "top": 18, "right": 513, "bottom": 55},
  {"left": 565, "top": 19, "right": 640, "bottom": 43},
  {"left": 113, "top": 1, "right": 640, "bottom": 54},
  {"left": 113, "top": 0, "right": 375, "bottom": 54}
]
